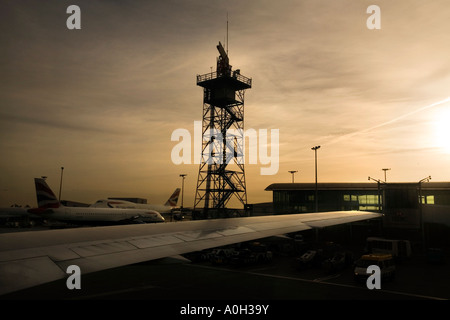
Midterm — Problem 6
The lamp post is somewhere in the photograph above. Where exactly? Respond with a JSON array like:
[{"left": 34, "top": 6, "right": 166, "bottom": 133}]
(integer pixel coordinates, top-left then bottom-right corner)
[
  {"left": 311, "top": 146, "right": 320, "bottom": 212},
  {"left": 58, "top": 167, "right": 64, "bottom": 201},
  {"left": 382, "top": 168, "right": 391, "bottom": 182},
  {"left": 368, "top": 176, "right": 383, "bottom": 213},
  {"left": 179, "top": 174, "right": 187, "bottom": 209},
  {"left": 288, "top": 170, "right": 298, "bottom": 183},
  {"left": 418, "top": 175, "right": 431, "bottom": 249}
]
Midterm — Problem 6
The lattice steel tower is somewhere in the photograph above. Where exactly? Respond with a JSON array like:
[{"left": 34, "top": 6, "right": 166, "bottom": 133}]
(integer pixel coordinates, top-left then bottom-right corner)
[{"left": 194, "top": 42, "right": 252, "bottom": 217}]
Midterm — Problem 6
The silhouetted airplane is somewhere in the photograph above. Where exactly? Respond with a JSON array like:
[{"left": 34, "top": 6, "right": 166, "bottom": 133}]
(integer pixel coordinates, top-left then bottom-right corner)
[
  {"left": 91, "top": 188, "right": 181, "bottom": 214},
  {"left": 28, "top": 178, "right": 165, "bottom": 225}
]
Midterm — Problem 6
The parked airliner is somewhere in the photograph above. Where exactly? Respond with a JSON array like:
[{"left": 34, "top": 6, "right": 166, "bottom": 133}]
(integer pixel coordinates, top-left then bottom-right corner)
[
  {"left": 91, "top": 188, "right": 181, "bottom": 214},
  {"left": 30, "top": 178, "right": 165, "bottom": 225}
]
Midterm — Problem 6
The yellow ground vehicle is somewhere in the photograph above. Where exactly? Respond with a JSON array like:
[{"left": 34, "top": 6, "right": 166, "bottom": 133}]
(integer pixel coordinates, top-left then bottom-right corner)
[{"left": 353, "top": 253, "right": 396, "bottom": 282}]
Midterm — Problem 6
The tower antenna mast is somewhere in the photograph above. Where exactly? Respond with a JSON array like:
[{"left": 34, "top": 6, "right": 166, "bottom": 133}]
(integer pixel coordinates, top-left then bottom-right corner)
[{"left": 226, "top": 12, "right": 229, "bottom": 56}]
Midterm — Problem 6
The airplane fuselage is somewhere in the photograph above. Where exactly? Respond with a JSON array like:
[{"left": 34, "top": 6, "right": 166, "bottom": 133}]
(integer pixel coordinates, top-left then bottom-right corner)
[
  {"left": 91, "top": 200, "right": 176, "bottom": 214},
  {"left": 40, "top": 206, "right": 165, "bottom": 225}
]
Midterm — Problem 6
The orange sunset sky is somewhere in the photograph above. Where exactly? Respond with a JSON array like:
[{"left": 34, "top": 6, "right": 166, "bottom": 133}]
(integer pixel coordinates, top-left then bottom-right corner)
[{"left": 1, "top": 0, "right": 450, "bottom": 208}]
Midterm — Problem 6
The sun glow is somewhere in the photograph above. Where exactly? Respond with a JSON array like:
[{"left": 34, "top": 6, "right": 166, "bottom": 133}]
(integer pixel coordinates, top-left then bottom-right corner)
[{"left": 435, "top": 107, "right": 450, "bottom": 154}]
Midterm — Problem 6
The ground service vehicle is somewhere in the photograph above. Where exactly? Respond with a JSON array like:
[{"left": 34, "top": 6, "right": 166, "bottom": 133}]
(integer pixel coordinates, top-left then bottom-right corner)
[
  {"left": 354, "top": 253, "right": 396, "bottom": 282},
  {"left": 230, "top": 242, "right": 273, "bottom": 266},
  {"left": 210, "top": 247, "right": 236, "bottom": 265},
  {"left": 366, "top": 237, "right": 411, "bottom": 259},
  {"left": 296, "top": 250, "right": 320, "bottom": 269}
]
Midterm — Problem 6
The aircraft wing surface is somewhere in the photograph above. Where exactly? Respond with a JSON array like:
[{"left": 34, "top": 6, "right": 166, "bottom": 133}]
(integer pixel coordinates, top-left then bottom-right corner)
[{"left": 0, "top": 211, "right": 380, "bottom": 295}]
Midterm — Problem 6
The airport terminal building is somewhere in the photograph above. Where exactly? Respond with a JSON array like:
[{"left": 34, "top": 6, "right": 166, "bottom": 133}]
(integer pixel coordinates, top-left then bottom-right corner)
[{"left": 265, "top": 182, "right": 450, "bottom": 246}]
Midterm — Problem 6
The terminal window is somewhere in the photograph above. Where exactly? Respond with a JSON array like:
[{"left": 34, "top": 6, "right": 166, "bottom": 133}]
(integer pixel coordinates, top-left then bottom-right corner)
[{"left": 420, "top": 195, "right": 435, "bottom": 204}]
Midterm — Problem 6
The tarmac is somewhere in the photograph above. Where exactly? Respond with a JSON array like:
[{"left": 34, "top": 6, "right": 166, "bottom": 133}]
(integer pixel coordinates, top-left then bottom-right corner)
[
  {"left": 1, "top": 225, "right": 448, "bottom": 318},
  {"left": 2, "top": 238, "right": 448, "bottom": 300}
]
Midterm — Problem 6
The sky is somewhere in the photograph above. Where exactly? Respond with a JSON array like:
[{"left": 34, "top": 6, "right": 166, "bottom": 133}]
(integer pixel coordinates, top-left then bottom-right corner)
[{"left": 1, "top": 0, "right": 450, "bottom": 208}]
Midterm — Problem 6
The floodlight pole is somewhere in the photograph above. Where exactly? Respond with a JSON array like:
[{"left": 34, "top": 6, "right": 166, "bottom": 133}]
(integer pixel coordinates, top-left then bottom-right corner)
[
  {"left": 58, "top": 167, "right": 64, "bottom": 202},
  {"left": 180, "top": 174, "right": 187, "bottom": 209},
  {"left": 368, "top": 176, "right": 384, "bottom": 213},
  {"left": 382, "top": 168, "right": 391, "bottom": 182},
  {"left": 418, "top": 175, "right": 431, "bottom": 250},
  {"left": 288, "top": 170, "right": 298, "bottom": 183},
  {"left": 312, "top": 146, "right": 320, "bottom": 212}
]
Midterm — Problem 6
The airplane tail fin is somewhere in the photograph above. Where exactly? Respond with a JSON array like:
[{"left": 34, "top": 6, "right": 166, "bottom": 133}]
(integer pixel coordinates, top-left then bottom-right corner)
[
  {"left": 34, "top": 178, "right": 61, "bottom": 209},
  {"left": 164, "top": 188, "right": 181, "bottom": 207}
]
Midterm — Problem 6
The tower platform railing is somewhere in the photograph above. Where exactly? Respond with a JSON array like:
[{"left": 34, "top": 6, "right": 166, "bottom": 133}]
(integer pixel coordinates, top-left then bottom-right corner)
[{"left": 197, "top": 70, "right": 252, "bottom": 87}]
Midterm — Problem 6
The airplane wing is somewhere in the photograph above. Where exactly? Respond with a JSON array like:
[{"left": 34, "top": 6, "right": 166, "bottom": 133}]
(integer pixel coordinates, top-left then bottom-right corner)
[{"left": 0, "top": 211, "right": 381, "bottom": 295}]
